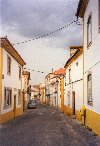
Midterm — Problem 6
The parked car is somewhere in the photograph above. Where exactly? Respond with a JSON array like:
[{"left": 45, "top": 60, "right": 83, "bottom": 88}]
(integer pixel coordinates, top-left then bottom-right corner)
[{"left": 27, "top": 100, "right": 36, "bottom": 109}]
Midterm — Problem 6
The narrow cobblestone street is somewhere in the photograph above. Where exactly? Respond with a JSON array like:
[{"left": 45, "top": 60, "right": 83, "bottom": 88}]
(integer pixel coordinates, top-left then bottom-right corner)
[{"left": 0, "top": 102, "right": 99, "bottom": 146}]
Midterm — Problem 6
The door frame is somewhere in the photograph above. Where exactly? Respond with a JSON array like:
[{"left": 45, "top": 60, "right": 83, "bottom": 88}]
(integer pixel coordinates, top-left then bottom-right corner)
[
  {"left": 22, "top": 92, "right": 25, "bottom": 112},
  {"left": 14, "top": 95, "right": 16, "bottom": 117}
]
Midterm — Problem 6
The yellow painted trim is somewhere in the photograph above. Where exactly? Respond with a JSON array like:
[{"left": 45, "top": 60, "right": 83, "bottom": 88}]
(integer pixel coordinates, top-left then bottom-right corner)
[
  {"left": 0, "top": 107, "right": 23, "bottom": 124},
  {"left": 15, "top": 107, "right": 23, "bottom": 117},
  {"left": 64, "top": 105, "right": 72, "bottom": 116},
  {"left": 75, "top": 110, "right": 81, "bottom": 121},
  {"left": 0, "top": 110, "right": 14, "bottom": 124},
  {"left": 64, "top": 105, "right": 100, "bottom": 135},
  {"left": 85, "top": 109, "right": 100, "bottom": 136},
  {"left": 82, "top": 17, "right": 84, "bottom": 105},
  {"left": 0, "top": 48, "right": 3, "bottom": 114},
  {"left": 64, "top": 105, "right": 81, "bottom": 120},
  {"left": 21, "top": 68, "right": 23, "bottom": 114}
]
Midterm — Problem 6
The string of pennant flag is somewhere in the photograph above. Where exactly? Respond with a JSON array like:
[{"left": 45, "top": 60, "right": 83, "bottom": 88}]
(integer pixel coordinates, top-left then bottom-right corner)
[
  {"left": 9, "top": 19, "right": 81, "bottom": 46},
  {"left": 23, "top": 60, "right": 100, "bottom": 75},
  {"left": 23, "top": 67, "right": 45, "bottom": 74}
]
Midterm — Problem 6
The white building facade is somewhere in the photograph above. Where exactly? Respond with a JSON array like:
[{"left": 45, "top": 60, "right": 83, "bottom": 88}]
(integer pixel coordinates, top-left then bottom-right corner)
[
  {"left": 50, "top": 77, "right": 59, "bottom": 107},
  {"left": 76, "top": 0, "right": 100, "bottom": 135},
  {"left": 31, "top": 86, "right": 39, "bottom": 100},
  {"left": 0, "top": 37, "right": 26, "bottom": 123},
  {"left": 22, "top": 71, "right": 31, "bottom": 109},
  {"left": 64, "top": 47, "right": 83, "bottom": 120},
  {"left": 45, "top": 73, "right": 54, "bottom": 105}
]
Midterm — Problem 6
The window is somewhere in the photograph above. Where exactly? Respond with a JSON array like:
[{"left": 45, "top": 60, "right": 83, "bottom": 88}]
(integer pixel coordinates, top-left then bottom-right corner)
[
  {"left": 4, "top": 88, "right": 12, "bottom": 107},
  {"left": 19, "top": 66, "right": 21, "bottom": 79},
  {"left": 87, "top": 14, "right": 92, "bottom": 47},
  {"left": 7, "top": 55, "right": 11, "bottom": 75},
  {"left": 99, "top": 0, "right": 100, "bottom": 32},
  {"left": 76, "top": 62, "right": 78, "bottom": 66},
  {"left": 87, "top": 73, "right": 93, "bottom": 105},
  {"left": 18, "top": 89, "right": 21, "bottom": 105},
  {"left": 69, "top": 69, "right": 71, "bottom": 83},
  {"left": 67, "top": 91, "right": 70, "bottom": 106}
]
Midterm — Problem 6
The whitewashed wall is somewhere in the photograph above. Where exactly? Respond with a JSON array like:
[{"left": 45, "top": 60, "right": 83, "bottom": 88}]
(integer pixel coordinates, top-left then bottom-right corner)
[
  {"left": 65, "top": 54, "right": 83, "bottom": 111},
  {"left": 84, "top": 0, "right": 100, "bottom": 113},
  {"left": 58, "top": 79, "right": 61, "bottom": 107},
  {"left": 31, "top": 92, "right": 35, "bottom": 99},
  {"left": 2, "top": 48, "right": 22, "bottom": 114},
  {"left": 31, "top": 87, "right": 38, "bottom": 100}
]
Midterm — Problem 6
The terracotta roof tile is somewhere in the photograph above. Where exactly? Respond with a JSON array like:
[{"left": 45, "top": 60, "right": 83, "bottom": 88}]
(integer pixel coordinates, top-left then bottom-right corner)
[{"left": 54, "top": 68, "right": 66, "bottom": 75}]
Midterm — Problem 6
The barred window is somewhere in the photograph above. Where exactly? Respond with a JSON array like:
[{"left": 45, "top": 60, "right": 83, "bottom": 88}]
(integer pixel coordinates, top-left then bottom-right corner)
[
  {"left": 87, "top": 73, "right": 93, "bottom": 105},
  {"left": 19, "top": 66, "right": 21, "bottom": 79},
  {"left": 87, "top": 14, "right": 92, "bottom": 47},
  {"left": 7, "top": 55, "right": 11, "bottom": 75},
  {"left": 4, "top": 88, "right": 12, "bottom": 107}
]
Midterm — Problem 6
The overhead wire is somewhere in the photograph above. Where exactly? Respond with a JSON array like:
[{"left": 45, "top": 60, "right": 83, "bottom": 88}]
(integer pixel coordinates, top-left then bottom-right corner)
[
  {"left": 2, "top": 19, "right": 82, "bottom": 75},
  {"left": 4, "top": 19, "right": 80, "bottom": 46}
]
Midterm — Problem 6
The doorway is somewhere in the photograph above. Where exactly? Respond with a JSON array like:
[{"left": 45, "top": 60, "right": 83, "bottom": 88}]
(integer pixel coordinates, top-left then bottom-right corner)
[
  {"left": 14, "top": 95, "right": 16, "bottom": 117},
  {"left": 55, "top": 96, "right": 56, "bottom": 106},
  {"left": 22, "top": 92, "right": 25, "bottom": 112},
  {"left": 72, "top": 91, "right": 75, "bottom": 115}
]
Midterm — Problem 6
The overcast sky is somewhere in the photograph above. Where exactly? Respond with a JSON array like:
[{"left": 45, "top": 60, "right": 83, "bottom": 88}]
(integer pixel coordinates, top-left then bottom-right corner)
[{"left": 0, "top": 0, "right": 82, "bottom": 85}]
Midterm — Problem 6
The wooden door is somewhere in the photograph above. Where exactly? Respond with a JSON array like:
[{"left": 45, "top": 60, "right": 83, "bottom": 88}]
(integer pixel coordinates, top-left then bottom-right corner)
[{"left": 72, "top": 91, "right": 75, "bottom": 115}]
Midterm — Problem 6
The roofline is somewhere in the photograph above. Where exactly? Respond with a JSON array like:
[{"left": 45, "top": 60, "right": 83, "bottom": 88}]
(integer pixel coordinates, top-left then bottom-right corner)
[
  {"left": 22, "top": 71, "right": 30, "bottom": 75},
  {"left": 54, "top": 73, "right": 66, "bottom": 76},
  {"left": 52, "top": 75, "right": 60, "bottom": 79},
  {"left": 70, "top": 46, "right": 83, "bottom": 49},
  {"left": 53, "top": 68, "right": 66, "bottom": 75},
  {"left": 76, "top": 0, "right": 89, "bottom": 18},
  {"left": 64, "top": 47, "right": 83, "bottom": 68},
  {"left": 45, "top": 73, "right": 53, "bottom": 79},
  {"left": 31, "top": 85, "right": 39, "bottom": 89},
  {"left": 1, "top": 37, "right": 26, "bottom": 66},
  {"left": 31, "top": 90, "right": 37, "bottom": 92}
]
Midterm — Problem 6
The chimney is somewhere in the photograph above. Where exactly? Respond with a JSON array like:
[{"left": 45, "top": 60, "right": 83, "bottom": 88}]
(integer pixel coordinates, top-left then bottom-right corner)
[{"left": 70, "top": 46, "right": 81, "bottom": 57}]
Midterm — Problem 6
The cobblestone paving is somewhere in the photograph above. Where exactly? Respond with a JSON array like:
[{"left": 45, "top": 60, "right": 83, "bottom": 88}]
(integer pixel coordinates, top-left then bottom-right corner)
[{"left": 0, "top": 102, "right": 100, "bottom": 146}]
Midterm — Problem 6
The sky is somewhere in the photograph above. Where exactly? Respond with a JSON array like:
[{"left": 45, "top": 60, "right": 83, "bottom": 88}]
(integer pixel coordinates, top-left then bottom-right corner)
[{"left": 0, "top": 0, "right": 82, "bottom": 85}]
